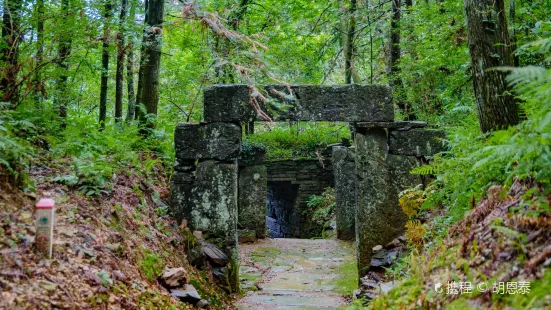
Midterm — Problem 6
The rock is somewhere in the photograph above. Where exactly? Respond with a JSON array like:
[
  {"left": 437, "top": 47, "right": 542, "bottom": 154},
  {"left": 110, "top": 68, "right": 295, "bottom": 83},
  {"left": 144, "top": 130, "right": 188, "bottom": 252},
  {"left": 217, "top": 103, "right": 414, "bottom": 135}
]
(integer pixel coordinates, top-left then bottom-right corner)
[
  {"left": 112, "top": 270, "right": 127, "bottom": 282},
  {"left": 378, "top": 281, "right": 399, "bottom": 294},
  {"left": 201, "top": 240, "right": 230, "bottom": 266},
  {"left": 174, "top": 122, "right": 241, "bottom": 161},
  {"left": 187, "top": 247, "right": 206, "bottom": 268},
  {"left": 170, "top": 284, "right": 201, "bottom": 305},
  {"left": 372, "top": 245, "right": 383, "bottom": 253},
  {"left": 159, "top": 267, "right": 188, "bottom": 288},
  {"left": 238, "top": 229, "right": 256, "bottom": 244},
  {"left": 103, "top": 243, "right": 121, "bottom": 253},
  {"left": 389, "top": 129, "right": 446, "bottom": 157},
  {"left": 354, "top": 289, "right": 374, "bottom": 302},
  {"left": 192, "top": 230, "right": 203, "bottom": 240},
  {"left": 370, "top": 250, "right": 399, "bottom": 267},
  {"left": 38, "top": 280, "right": 57, "bottom": 292},
  {"left": 203, "top": 84, "right": 394, "bottom": 122},
  {"left": 360, "top": 278, "right": 378, "bottom": 289},
  {"left": 332, "top": 147, "right": 356, "bottom": 241},
  {"left": 19, "top": 211, "right": 33, "bottom": 224},
  {"left": 386, "top": 238, "right": 402, "bottom": 248},
  {"left": 196, "top": 299, "right": 209, "bottom": 308},
  {"left": 74, "top": 245, "right": 96, "bottom": 258},
  {"left": 238, "top": 165, "right": 268, "bottom": 239},
  {"left": 211, "top": 266, "right": 233, "bottom": 292},
  {"left": 180, "top": 219, "right": 188, "bottom": 228},
  {"left": 78, "top": 231, "right": 95, "bottom": 245}
]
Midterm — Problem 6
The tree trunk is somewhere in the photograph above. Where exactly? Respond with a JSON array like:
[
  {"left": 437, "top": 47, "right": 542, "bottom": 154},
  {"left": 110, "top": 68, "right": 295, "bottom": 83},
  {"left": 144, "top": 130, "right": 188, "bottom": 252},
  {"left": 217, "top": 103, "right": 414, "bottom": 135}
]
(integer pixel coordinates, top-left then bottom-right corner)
[
  {"left": 388, "top": 0, "right": 415, "bottom": 120},
  {"left": 464, "top": 0, "right": 519, "bottom": 132},
  {"left": 55, "top": 0, "right": 72, "bottom": 123},
  {"left": 509, "top": 0, "right": 520, "bottom": 67},
  {"left": 99, "top": 0, "right": 112, "bottom": 128},
  {"left": 137, "top": 0, "right": 164, "bottom": 128},
  {"left": 345, "top": 0, "right": 357, "bottom": 84},
  {"left": 1, "top": 0, "right": 23, "bottom": 106},
  {"left": 135, "top": 0, "right": 148, "bottom": 120},
  {"left": 34, "top": 0, "right": 45, "bottom": 104},
  {"left": 115, "top": 0, "right": 128, "bottom": 123},
  {"left": 126, "top": 43, "right": 136, "bottom": 121}
]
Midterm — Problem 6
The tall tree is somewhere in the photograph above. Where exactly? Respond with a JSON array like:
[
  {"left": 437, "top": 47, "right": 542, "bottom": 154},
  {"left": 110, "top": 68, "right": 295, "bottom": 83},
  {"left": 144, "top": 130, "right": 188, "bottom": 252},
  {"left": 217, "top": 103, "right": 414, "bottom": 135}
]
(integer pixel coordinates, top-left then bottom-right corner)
[
  {"left": 388, "top": 0, "right": 414, "bottom": 120},
  {"left": 99, "top": 0, "right": 113, "bottom": 128},
  {"left": 464, "top": 0, "right": 519, "bottom": 132},
  {"left": 344, "top": 0, "right": 357, "bottom": 84},
  {"left": 34, "top": 0, "right": 45, "bottom": 104},
  {"left": 1, "top": 0, "right": 23, "bottom": 106},
  {"left": 134, "top": 0, "right": 148, "bottom": 120},
  {"left": 137, "top": 0, "right": 164, "bottom": 127},
  {"left": 126, "top": 0, "right": 138, "bottom": 121},
  {"left": 55, "top": 0, "right": 72, "bottom": 122},
  {"left": 115, "top": 0, "right": 129, "bottom": 123}
]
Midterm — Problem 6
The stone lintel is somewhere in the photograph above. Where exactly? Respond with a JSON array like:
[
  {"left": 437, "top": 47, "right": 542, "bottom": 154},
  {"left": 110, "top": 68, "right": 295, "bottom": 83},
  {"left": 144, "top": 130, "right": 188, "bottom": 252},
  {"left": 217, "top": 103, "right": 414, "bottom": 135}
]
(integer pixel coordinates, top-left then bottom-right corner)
[
  {"left": 389, "top": 129, "right": 446, "bottom": 157},
  {"left": 354, "top": 121, "right": 428, "bottom": 130},
  {"left": 203, "top": 84, "right": 394, "bottom": 122},
  {"left": 174, "top": 122, "right": 241, "bottom": 161}
]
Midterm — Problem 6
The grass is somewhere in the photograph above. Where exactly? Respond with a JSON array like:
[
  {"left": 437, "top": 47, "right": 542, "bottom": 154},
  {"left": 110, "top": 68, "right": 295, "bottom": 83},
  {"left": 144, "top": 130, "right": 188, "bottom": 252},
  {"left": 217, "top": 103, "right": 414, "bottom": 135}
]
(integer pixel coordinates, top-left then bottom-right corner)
[
  {"left": 250, "top": 247, "right": 281, "bottom": 265},
  {"left": 245, "top": 122, "right": 350, "bottom": 161},
  {"left": 333, "top": 259, "right": 358, "bottom": 297}
]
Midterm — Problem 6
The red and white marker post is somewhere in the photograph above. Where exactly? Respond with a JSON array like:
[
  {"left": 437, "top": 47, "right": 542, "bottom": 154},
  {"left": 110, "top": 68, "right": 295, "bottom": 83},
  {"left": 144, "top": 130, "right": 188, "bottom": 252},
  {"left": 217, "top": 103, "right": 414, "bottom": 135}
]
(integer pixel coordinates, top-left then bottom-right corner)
[{"left": 35, "top": 198, "right": 55, "bottom": 258}]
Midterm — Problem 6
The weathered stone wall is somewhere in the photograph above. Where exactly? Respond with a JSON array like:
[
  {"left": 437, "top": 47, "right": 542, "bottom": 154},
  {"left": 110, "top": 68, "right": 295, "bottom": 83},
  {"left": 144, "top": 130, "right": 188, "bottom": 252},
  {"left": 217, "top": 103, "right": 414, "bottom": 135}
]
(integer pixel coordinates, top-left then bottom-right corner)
[
  {"left": 171, "top": 83, "right": 447, "bottom": 288},
  {"left": 170, "top": 122, "right": 241, "bottom": 291},
  {"left": 266, "top": 160, "right": 334, "bottom": 238},
  {"left": 238, "top": 165, "right": 267, "bottom": 240},
  {"left": 332, "top": 147, "right": 356, "bottom": 241},
  {"left": 353, "top": 123, "right": 443, "bottom": 276},
  {"left": 203, "top": 84, "right": 394, "bottom": 122}
]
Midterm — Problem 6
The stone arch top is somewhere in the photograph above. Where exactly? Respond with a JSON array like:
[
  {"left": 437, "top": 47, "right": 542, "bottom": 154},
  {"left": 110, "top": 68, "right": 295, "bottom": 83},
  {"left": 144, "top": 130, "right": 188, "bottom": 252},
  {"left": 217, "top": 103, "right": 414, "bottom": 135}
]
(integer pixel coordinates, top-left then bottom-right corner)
[{"left": 203, "top": 84, "right": 394, "bottom": 123}]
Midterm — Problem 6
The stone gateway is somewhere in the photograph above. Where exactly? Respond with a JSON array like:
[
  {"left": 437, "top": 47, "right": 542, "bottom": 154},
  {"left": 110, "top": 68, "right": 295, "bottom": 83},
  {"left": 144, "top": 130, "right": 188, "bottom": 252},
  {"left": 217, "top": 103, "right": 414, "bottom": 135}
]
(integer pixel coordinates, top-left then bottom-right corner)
[{"left": 170, "top": 84, "right": 446, "bottom": 289}]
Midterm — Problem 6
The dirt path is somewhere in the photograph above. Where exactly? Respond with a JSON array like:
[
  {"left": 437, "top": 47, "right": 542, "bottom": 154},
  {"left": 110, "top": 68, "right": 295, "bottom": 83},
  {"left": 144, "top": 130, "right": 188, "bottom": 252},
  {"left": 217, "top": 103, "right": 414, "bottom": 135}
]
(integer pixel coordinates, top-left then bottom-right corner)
[{"left": 237, "top": 238, "right": 357, "bottom": 310}]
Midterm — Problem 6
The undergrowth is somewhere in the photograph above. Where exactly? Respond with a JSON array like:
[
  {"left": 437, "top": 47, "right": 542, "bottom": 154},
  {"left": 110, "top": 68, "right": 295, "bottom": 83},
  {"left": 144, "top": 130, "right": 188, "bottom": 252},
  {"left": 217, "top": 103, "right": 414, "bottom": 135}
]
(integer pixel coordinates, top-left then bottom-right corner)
[
  {"left": 358, "top": 34, "right": 551, "bottom": 309},
  {"left": 305, "top": 187, "right": 336, "bottom": 238},
  {"left": 0, "top": 104, "right": 175, "bottom": 196},
  {"left": 245, "top": 122, "right": 350, "bottom": 161}
]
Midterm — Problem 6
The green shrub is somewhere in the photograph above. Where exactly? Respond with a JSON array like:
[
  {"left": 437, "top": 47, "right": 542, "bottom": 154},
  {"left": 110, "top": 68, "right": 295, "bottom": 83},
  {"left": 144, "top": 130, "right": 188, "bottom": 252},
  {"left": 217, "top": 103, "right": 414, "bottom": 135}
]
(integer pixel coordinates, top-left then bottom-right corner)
[
  {"left": 305, "top": 187, "right": 336, "bottom": 237},
  {"left": 246, "top": 122, "right": 349, "bottom": 160},
  {"left": 138, "top": 248, "right": 165, "bottom": 282}
]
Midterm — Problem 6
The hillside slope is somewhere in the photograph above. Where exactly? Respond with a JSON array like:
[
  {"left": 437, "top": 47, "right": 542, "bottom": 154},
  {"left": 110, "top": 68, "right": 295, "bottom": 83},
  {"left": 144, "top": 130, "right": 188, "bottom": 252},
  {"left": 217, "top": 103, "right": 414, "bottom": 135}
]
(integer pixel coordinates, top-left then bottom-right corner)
[
  {"left": 358, "top": 180, "right": 551, "bottom": 309},
  {"left": 0, "top": 165, "right": 234, "bottom": 309}
]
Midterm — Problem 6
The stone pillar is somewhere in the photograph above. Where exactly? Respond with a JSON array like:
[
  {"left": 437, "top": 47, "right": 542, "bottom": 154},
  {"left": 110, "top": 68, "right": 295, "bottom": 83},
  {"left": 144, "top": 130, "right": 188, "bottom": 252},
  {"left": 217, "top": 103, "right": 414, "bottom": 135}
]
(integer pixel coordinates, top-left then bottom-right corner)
[
  {"left": 238, "top": 165, "right": 268, "bottom": 240},
  {"left": 354, "top": 127, "right": 407, "bottom": 276},
  {"left": 170, "top": 122, "right": 241, "bottom": 292},
  {"left": 332, "top": 146, "right": 356, "bottom": 241}
]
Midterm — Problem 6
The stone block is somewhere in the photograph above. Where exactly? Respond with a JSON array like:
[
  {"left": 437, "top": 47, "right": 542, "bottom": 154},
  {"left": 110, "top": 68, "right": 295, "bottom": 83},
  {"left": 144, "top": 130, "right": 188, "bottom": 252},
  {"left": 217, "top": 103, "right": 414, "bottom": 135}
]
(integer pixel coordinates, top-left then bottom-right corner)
[
  {"left": 175, "top": 122, "right": 241, "bottom": 161},
  {"left": 238, "top": 229, "right": 257, "bottom": 243},
  {"left": 170, "top": 160, "right": 238, "bottom": 251},
  {"left": 203, "top": 84, "right": 394, "bottom": 122},
  {"left": 332, "top": 146, "right": 356, "bottom": 241},
  {"left": 389, "top": 129, "right": 446, "bottom": 157},
  {"left": 238, "top": 165, "right": 268, "bottom": 239},
  {"left": 355, "top": 128, "right": 407, "bottom": 276},
  {"left": 388, "top": 155, "right": 423, "bottom": 193}
]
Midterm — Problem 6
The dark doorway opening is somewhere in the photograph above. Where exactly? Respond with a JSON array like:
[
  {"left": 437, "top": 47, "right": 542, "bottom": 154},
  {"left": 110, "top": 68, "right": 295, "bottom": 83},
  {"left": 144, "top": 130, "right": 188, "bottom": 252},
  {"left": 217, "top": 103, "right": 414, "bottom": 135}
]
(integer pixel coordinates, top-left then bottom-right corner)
[{"left": 266, "top": 181, "right": 300, "bottom": 238}]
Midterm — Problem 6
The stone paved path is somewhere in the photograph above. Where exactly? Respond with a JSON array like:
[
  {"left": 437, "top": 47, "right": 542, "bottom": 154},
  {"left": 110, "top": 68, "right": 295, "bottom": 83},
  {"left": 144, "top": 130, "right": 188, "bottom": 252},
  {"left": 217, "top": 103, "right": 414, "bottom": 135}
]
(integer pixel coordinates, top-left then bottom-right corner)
[{"left": 237, "top": 238, "right": 357, "bottom": 310}]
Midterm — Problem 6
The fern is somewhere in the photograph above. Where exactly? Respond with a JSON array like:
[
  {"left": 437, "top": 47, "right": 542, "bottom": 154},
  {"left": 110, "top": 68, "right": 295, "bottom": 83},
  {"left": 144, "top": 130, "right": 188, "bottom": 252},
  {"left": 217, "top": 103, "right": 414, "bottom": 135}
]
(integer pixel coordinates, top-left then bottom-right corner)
[{"left": 410, "top": 165, "right": 440, "bottom": 175}]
